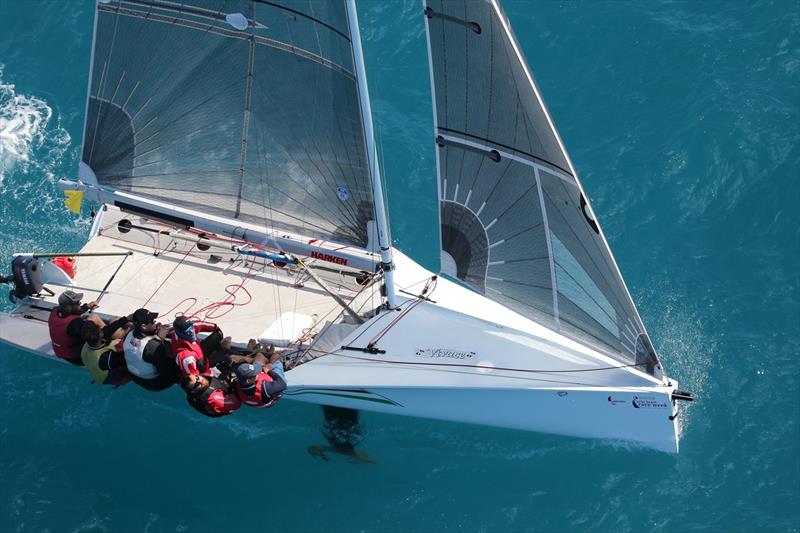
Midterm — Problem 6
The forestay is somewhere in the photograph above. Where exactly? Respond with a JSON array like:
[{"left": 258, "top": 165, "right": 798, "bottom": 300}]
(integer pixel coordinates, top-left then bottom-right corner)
[
  {"left": 423, "top": 0, "right": 662, "bottom": 376},
  {"left": 82, "top": 0, "right": 377, "bottom": 250}
]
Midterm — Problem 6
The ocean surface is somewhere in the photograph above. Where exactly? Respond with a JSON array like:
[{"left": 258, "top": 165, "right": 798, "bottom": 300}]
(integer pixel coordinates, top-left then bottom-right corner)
[{"left": 1, "top": 1, "right": 798, "bottom": 531}]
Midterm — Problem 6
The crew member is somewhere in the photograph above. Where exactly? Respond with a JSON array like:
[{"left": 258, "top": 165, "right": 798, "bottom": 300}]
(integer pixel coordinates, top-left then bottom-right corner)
[
  {"left": 47, "top": 290, "right": 100, "bottom": 364},
  {"left": 123, "top": 308, "right": 178, "bottom": 391},
  {"left": 171, "top": 316, "right": 232, "bottom": 377},
  {"left": 181, "top": 374, "right": 241, "bottom": 417},
  {"left": 231, "top": 345, "right": 287, "bottom": 408},
  {"left": 79, "top": 316, "right": 133, "bottom": 387},
  {"left": 48, "top": 289, "right": 127, "bottom": 364}
]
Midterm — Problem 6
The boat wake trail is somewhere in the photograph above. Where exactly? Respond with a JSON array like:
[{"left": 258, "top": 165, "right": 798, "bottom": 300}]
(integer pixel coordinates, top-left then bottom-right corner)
[
  {"left": 0, "top": 65, "right": 69, "bottom": 186},
  {"left": 0, "top": 65, "right": 86, "bottom": 301}
]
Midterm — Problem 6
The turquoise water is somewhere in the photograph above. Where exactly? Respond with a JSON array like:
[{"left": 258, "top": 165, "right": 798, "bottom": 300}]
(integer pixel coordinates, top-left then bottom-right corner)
[{"left": 1, "top": 1, "right": 798, "bottom": 531}]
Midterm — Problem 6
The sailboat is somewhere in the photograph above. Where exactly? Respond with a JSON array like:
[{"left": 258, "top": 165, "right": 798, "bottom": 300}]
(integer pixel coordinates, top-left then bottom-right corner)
[{"left": 0, "top": 0, "right": 692, "bottom": 453}]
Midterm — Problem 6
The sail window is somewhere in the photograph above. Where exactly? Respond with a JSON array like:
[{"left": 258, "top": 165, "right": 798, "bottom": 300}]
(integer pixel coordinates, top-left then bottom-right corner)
[
  {"left": 538, "top": 169, "right": 642, "bottom": 358},
  {"left": 225, "top": 12, "right": 248, "bottom": 31}
]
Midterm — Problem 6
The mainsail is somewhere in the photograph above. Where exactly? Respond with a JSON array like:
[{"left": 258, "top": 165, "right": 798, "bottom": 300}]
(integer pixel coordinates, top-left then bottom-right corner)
[
  {"left": 424, "top": 0, "right": 662, "bottom": 376},
  {"left": 82, "top": 0, "right": 377, "bottom": 250}
]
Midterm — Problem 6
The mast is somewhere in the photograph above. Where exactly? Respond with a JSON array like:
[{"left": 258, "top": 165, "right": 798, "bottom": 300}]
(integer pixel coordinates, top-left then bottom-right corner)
[{"left": 345, "top": 0, "right": 398, "bottom": 308}]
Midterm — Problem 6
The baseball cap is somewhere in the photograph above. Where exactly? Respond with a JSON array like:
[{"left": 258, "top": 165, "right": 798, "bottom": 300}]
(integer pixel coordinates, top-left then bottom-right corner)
[
  {"left": 235, "top": 361, "right": 264, "bottom": 384},
  {"left": 58, "top": 289, "right": 84, "bottom": 306},
  {"left": 173, "top": 316, "right": 193, "bottom": 331},
  {"left": 133, "top": 308, "right": 158, "bottom": 325}
]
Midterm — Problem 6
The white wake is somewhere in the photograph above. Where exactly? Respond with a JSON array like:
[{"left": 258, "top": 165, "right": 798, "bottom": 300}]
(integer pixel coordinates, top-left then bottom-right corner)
[{"left": 0, "top": 65, "right": 70, "bottom": 185}]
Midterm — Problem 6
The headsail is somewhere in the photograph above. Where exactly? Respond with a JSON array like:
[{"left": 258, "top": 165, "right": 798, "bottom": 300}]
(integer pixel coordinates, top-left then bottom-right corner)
[
  {"left": 82, "top": 0, "right": 377, "bottom": 250},
  {"left": 424, "top": 0, "right": 662, "bottom": 376}
]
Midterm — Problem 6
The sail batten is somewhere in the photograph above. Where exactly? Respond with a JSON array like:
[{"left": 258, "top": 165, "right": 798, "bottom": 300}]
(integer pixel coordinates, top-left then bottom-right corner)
[
  {"left": 82, "top": 0, "right": 378, "bottom": 252},
  {"left": 424, "top": 0, "right": 662, "bottom": 377}
]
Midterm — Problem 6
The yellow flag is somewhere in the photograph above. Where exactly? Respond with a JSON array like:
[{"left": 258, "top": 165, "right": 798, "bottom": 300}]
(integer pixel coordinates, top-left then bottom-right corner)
[{"left": 63, "top": 190, "right": 84, "bottom": 214}]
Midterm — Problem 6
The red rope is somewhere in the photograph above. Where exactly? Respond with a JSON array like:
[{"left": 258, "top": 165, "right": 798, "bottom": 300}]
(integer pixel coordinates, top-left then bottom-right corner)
[
  {"left": 167, "top": 259, "right": 257, "bottom": 324},
  {"left": 145, "top": 249, "right": 258, "bottom": 326}
]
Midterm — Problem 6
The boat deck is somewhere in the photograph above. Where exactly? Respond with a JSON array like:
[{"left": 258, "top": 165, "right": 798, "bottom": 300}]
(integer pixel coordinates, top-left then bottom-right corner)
[{"left": 12, "top": 207, "right": 382, "bottom": 349}]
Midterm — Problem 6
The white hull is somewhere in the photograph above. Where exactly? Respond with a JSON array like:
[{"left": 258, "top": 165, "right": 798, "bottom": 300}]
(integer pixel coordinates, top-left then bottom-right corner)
[
  {"left": 285, "top": 385, "right": 679, "bottom": 453},
  {"left": 0, "top": 206, "right": 683, "bottom": 453},
  {"left": 0, "top": 306, "right": 680, "bottom": 452}
]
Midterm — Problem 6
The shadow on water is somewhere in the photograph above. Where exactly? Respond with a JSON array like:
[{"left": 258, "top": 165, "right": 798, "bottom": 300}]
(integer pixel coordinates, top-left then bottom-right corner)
[{"left": 308, "top": 405, "right": 375, "bottom": 464}]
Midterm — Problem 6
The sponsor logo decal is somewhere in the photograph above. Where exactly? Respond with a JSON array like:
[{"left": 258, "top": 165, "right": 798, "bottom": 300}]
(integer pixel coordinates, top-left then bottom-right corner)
[
  {"left": 415, "top": 348, "right": 475, "bottom": 360},
  {"left": 557, "top": 391, "right": 568, "bottom": 397},
  {"left": 310, "top": 251, "right": 348, "bottom": 266},
  {"left": 607, "top": 395, "right": 626, "bottom": 405},
  {"left": 631, "top": 395, "right": 669, "bottom": 410}
]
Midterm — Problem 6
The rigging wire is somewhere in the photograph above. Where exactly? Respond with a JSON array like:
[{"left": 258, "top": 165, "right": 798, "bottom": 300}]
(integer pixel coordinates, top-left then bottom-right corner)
[
  {"left": 367, "top": 276, "right": 437, "bottom": 348},
  {"left": 141, "top": 244, "right": 195, "bottom": 308}
]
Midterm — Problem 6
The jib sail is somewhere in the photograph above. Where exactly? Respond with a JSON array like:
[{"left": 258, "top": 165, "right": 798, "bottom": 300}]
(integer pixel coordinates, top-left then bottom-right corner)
[{"left": 423, "top": 0, "right": 661, "bottom": 376}]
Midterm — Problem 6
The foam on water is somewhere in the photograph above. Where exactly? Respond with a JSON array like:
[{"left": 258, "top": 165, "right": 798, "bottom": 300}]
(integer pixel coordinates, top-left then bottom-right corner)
[
  {"left": 0, "top": 65, "right": 70, "bottom": 187},
  {"left": 0, "top": 65, "right": 91, "bottom": 280}
]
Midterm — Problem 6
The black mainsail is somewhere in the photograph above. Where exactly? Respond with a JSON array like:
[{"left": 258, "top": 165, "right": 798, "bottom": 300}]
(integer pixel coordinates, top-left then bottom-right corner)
[{"left": 82, "top": 0, "right": 378, "bottom": 251}]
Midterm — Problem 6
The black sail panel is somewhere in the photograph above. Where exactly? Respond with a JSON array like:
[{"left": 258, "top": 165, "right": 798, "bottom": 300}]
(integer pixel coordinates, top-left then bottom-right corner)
[
  {"left": 424, "top": 0, "right": 662, "bottom": 376},
  {"left": 82, "top": 0, "right": 376, "bottom": 250}
]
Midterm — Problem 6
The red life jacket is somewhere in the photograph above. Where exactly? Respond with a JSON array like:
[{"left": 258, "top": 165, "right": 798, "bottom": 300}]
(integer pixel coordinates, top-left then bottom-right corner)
[
  {"left": 206, "top": 389, "right": 241, "bottom": 415},
  {"left": 187, "top": 378, "right": 241, "bottom": 417},
  {"left": 48, "top": 308, "right": 82, "bottom": 360},
  {"left": 236, "top": 372, "right": 280, "bottom": 408},
  {"left": 171, "top": 336, "right": 209, "bottom": 376}
]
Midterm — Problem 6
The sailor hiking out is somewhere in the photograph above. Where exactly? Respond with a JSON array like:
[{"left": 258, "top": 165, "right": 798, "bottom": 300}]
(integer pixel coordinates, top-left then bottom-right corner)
[
  {"left": 170, "top": 316, "right": 233, "bottom": 377},
  {"left": 48, "top": 289, "right": 116, "bottom": 364},
  {"left": 46, "top": 295, "right": 290, "bottom": 417},
  {"left": 181, "top": 374, "right": 242, "bottom": 418},
  {"left": 123, "top": 308, "right": 178, "bottom": 391},
  {"left": 230, "top": 342, "right": 287, "bottom": 408},
  {"left": 79, "top": 314, "right": 134, "bottom": 387}
]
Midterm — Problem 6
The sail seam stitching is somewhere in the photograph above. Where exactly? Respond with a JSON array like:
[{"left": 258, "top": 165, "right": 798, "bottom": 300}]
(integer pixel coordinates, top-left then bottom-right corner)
[
  {"left": 235, "top": 35, "right": 256, "bottom": 219},
  {"left": 535, "top": 167, "right": 560, "bottom": 331}
]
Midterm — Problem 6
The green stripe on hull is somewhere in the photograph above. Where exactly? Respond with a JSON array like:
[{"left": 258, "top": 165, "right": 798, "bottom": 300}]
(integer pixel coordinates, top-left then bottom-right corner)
[{"left": 285, "top": 390, "right": 401, "bottom": 406}]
